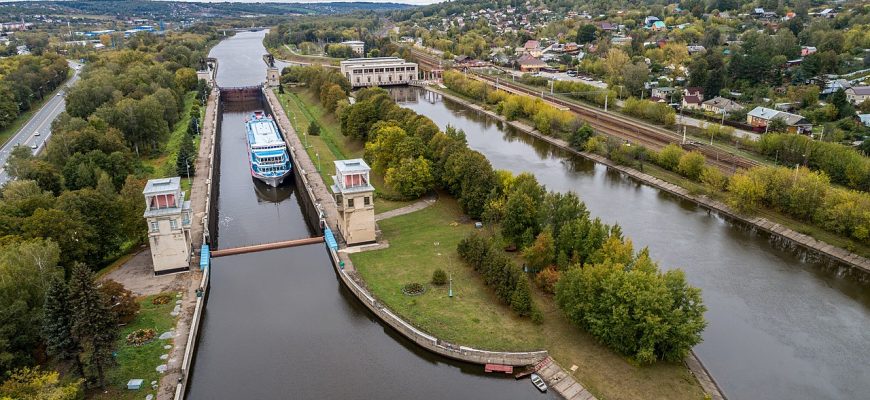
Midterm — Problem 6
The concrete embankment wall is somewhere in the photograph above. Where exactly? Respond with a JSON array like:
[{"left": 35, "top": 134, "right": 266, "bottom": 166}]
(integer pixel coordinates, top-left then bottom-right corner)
[
  {"left": 260, "top": 87, "right": 323, "bottom": 235},
  {"left": 174, "top": 87, "right": 220, "bottom": 400},
  {"left": 262, "top": 88, "right": 548, "bottom": 367},
  {"left": 426, "top": 86, "right": 870, "bottom": 278}
]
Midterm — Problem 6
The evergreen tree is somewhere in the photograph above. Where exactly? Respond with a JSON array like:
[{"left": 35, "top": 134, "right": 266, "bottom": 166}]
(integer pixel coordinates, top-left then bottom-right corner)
[
  {"left": 187, "top": 116, "right": 199, "bottom": 136},
  {"left": 68, "top": 263, "right": 117, "bottom": 388},
  {"left": 176, "top": 133, "right": 196, "bottom": 178},
  {"left": 42, "top": 277, "right": 85, "bottom": 379}
]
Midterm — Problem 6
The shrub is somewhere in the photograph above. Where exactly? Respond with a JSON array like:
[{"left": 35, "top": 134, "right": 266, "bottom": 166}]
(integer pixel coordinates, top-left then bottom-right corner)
[
  {"left": 401, "top": 282, "right": 426, "bottom": 296},
  {"left": 152, "top": 294, "right": 171, "bottom": 305},
  {"left": 677, "top": 151, "right": 706, "bottom": 180},
  {"left": 99, "top": 280, "right": 139, "bottom": 324},
  {"left": 431, "top": 268, "right": 448, "bottom": 285},
  {"left": 655, "top": 143, "right": 684, "bottom": 171},
  {"left": 125, "top": 328, "right": 156, "bottom": 346},
  {"left": 699, "top": 166, "right": 727, "bottom": 191},
  {"left": 535, "top": 267, "right": 561, "bottom": 294}
]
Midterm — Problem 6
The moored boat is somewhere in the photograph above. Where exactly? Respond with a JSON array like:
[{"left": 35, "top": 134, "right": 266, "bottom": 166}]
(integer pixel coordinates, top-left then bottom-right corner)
[
  {"left": 530, "top": 373, "right": 547, "bottom": 393},
  {"left": 245, "top": 111, "right": 292, "bottom": 187}
]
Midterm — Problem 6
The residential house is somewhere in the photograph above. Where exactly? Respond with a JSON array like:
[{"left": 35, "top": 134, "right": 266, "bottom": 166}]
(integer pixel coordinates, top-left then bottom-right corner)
[
  {"left": 845, "top": 86, "right": 870, "bottom": 105},
  {"left": 819, "top": 8, "right": 836, "bottom": 18},
  {"left": 650, "top": 86, "right": 677, "bottom": 102},
  {"left": 801, "top": 46, "right": 817, "bottom": 56},
  {"left": 523, "top": 40, "right": 543, "bottom": 57},
  {"left": 682, "top": 95, "right": 703, "bottom": 110},
  {"left": 597, "top": 21, "right": 618, "bottom": 32},
  {"left": 684, "top": 87, "right": 703, "bottom": 99},
  {"left": 650, "top": 21, "right": 667, "bottom": 31},
  {"left": 611, "top": 35, "right": 632, "bottom": 46},
  {"left": 821, "top": 79, "right": 851, "bottom": 97},
  {"left": 687, "top": 45, "right": 706, "bottom": 55},
  {"left": 644, "top": 16, "right": 661, "bottom": 26},
  {"left": 702, "top": 96, "right": 744, "bottom": 115},
  {"left": 517, "top": 54, "right": 548, "bottom": 72},
  {"left": 747, "top": 106, "right": 812, "bottom": 134},
  {"left": 859, "top": 114, "right": 870, "bottom": 128}
]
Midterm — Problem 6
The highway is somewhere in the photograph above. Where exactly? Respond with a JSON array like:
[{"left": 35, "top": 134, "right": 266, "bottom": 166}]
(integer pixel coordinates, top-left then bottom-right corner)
[{"left": 0, "top": 60, "right": 83, "bottom": 185}]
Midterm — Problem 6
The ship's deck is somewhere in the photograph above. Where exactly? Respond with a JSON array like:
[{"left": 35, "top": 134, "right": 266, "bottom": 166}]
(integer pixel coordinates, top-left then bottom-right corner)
[{"left": 247, "top": 117, "right": 284, "bottom": 147}]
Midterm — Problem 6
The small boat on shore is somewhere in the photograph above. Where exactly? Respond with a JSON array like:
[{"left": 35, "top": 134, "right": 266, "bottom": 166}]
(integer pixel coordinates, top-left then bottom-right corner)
[{"left": 530, "top": 373, "right": 547, "bottom": 393}]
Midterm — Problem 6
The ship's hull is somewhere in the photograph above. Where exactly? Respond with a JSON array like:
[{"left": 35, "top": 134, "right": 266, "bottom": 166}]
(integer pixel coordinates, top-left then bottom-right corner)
[{"left": 252, "top": 169, "right": 291, "bottom": 187}]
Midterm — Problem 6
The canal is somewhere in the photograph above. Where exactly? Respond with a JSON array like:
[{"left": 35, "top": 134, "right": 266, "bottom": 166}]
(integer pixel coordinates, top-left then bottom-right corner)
[
  {"left": 393, "top": 87, "right": 870, "bottom": 400},
  {"left": 187, "top": 31, "right": 551, "bottom": 399}
]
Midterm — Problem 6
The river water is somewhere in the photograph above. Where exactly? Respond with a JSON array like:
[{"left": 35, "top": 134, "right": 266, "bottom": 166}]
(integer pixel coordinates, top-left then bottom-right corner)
[
  {"left": 187, "top": 31, "right": 551, "bottom": 400},
  {"left": 393, "top": 87, "right": 870, "bottom": 400}
]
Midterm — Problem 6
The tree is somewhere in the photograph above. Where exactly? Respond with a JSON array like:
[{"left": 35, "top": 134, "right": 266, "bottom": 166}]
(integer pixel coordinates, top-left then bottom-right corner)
[
  {"left": 677, "top": 151, "right": 706, "bottom": 180},
  {"left": 577, "top": 24, "right": 597, "bottom": 44},
  {"left": 43, "top": 277, "right": 85, "bottom": 378},
  {"left": 522, "top": 229, "right": 555, "bottom": 271},
  {"left": 510, "top": 278, "right": 534, "bottom": 316},
  {"left": 569, "top": 123, "right": 594, "bottom": 149},
  {"left": 22, "top": 208, "right": 97, "bottom": 267},
  {"left": 320, "top": 83, "right": 346, "bottom": 112},
  {"left": 767, "top": 117, "right": 788, "bottom": 133},
  {"left": 830, "top": 88, "right": 855, "bottom": 120},
  {"left": 555, "top": 258, "right": 706, "bottom": 364},
  {"left": 174, "top": 67, "right": 198, "bottom": 91},
  {"left": 604, "top": 48, "right": 630, "bottom": 83},
  {"left": 176, "top": 132, "right": 196, "bottom": 178},
  {"left": 68, "top": 263, "right": 117, "bottom": 388},
  {"left": 307, "top": 120, "right": 321, "bottom": 136},
  {"left": 622, "top": 62, "right": 649, "bottom": 97},
  {"left": 385, "top": 156, "right": 435, "bottom": 199},
  {"left": 98, "top": 280, "right": 139, "bottom": 324},
  {"left": 0, "top": 367, "right": 82, "bottom": 400},
  {"left": 0, "top": 240, "right": 61, "bottom": 373},
  {"left": 656, "top": 144, "right": 684, "bottom": 171},
  {"left": 727, "top": 172, "right": 765, "bottom": 212}
]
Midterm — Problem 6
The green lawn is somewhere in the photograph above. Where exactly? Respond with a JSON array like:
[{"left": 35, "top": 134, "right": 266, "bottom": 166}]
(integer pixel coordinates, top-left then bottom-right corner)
[
  {"left": 275, "top": 88, "right": 411, "bottom": 213},
  {"left": 91, "top": 293, "right": 178, "bottom": 400},
  {"left": 351, "top": 197, "right": 706, "bottom": 400}
]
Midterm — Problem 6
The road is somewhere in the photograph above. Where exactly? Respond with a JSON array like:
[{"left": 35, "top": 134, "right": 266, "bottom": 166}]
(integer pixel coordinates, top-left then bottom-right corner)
[{"left": 0, "top": 60, "right": 83, "bottom": 185}]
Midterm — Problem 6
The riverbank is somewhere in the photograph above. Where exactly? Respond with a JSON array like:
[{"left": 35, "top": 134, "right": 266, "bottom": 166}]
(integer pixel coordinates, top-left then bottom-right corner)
[
  {"left": 351, "top": 197, "right": 707, "bottom": 400},
  {"left": 427, "top": 85, "right": 870, "bottom": 276}
]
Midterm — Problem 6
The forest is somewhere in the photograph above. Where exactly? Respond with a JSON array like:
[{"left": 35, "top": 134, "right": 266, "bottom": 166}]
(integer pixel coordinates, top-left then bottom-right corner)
[{"left": 0, "top": 27, "right": 217, "bottom": 394}]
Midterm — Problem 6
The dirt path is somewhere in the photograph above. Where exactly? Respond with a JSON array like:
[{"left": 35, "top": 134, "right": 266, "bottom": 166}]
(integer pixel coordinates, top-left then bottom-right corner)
[{"left": 374, "top": 193, "right": 436, "bottom": 221}]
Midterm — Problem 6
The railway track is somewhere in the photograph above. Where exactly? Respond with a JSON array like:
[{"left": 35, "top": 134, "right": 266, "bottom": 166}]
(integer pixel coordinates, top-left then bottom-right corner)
[
  {"left": 472, "top": 73, "right": 760, "bottom": 172},
  {"left": 407, "top": 47, "right": 760, "bottom": 172}
]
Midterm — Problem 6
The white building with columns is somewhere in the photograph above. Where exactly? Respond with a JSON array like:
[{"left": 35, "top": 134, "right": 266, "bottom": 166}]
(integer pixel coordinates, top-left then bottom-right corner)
[{"left": 340, "top": 57, "right": 418, "bottom": 88}]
